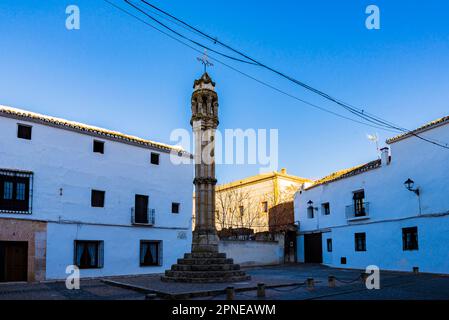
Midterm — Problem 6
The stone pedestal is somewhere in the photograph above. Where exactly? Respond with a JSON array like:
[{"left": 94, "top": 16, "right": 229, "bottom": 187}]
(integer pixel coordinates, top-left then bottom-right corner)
[
  {"left": 191, "top": 229, "right": 219, "bottom": 253},
  {"left": 162, "top": 229, "right": 250, "bottom": 283}
]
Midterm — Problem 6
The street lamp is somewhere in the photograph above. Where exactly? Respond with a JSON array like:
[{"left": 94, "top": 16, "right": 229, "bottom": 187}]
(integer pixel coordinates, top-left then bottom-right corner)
[{"left": 404, "top": 178, "right": 420, "bottom": 196}]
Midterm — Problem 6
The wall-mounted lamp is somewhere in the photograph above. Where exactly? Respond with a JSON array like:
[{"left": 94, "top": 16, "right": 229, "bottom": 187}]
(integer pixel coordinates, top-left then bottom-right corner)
[
  {"left": 404, "top": 178, "right": 420, "bottom": 196},
  {"left": 307, "top": 200, "right": 318, "bottom": 211}
]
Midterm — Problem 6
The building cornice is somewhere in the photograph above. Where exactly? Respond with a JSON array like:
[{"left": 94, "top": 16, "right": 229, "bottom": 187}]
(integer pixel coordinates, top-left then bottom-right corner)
[
  {"left": 0, "top": 105, "right": 192, "bottom": 158},
  {"left": 386, "top": 115, "right": 449, "bottom": 144},
  {"left": 216, "top": 172, "right": 311, "bottom": 192},
  {"left": 305, "top": 159, "right": 381, "bottom": 190}
]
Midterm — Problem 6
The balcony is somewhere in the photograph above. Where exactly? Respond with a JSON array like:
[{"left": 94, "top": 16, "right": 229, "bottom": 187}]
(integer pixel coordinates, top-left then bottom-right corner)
[
  {"left": 131, "top": 207, "right": 155, "bottom": 226},
  {"left": 345, "top": 202, "right": 370, "bottom": 221}
]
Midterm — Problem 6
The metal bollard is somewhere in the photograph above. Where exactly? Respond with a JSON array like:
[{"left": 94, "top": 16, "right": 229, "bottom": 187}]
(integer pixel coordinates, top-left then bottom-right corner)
[
  {"left": 226, "top": 286, "right": 235, "bottom": 300},
  {"left": 413, "top": 267, "right": 419, "bottom": 274},
  {"left": 257, "top": 283, "right": 266, "bottom": 298},
  {"left": 328, "top": 275, "right": 336, "bottom": 288},
  {"left": 306, "top": 278, "right": 315, "bottom": 290},
  {"left": 360, "top": 272, "right": 368, "bottom": 283}
]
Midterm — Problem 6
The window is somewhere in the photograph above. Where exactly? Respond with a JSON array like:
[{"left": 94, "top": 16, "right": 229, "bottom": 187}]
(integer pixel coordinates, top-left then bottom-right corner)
[
  {"left": 0, "top": 170, "right": 33, "bottom": 213},
  {"left": 16, "top": 183, "right": 26, "bottom": 200},
  {"left": 322, "top": 202, "right": 330, "bottom": 215},
  {"left": 91, "top": 190, "right": 105, "bottom": 208},
  {"left": 340, "top": 257, "right": 347, "bottom": 264},
  {"left": 74, "top": 241, "right": 104, "bottom": 269},
  {"left": 150, "top": 152, "right": 160, "bottom": 165},
  {"left": 3, "top": 182, "right": 13, "bottom": 200},
  {"left": 261, "top": 201, "right": 268, "bottom": 213},
  {"left": 93, "top": 140, "right": 104, "bottom": 154},
  {"left": 172, "top": 202, "right": 180, "bottom": 214},
  {"left": 403, "top": 227, "right": 418, "bottom": 251},
  {"left": 353, "top": 190, "right": 366, "bottom": 216},
  {"left": 307, "top": 206, "right": 314, "bottom": 219},
  {"left": 17, "top": 124, "right": 32, "bottom": 140},
  {"left": 327, "top": 238, "right": 333, "bottom": 252},
  {"left": 355, "top": 232, "right": 366, "bottom": 251},
  {"left": 140, "top": 241, "right": 161, "bottom": 266}
]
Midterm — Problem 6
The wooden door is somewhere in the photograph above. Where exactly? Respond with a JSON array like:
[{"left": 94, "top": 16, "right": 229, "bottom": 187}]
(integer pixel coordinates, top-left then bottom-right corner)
[
  {"left": 304, "top": 233, "right": 323, "bottom": 263},
  {"left": 135, "top": 195, "right": 149, "bottom": 223},
  {"left": 0, "top": 241, "right": 28, "bottom": 282}
]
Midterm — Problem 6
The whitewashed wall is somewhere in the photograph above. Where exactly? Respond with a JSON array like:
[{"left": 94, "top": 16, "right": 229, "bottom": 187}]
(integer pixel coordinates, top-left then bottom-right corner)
[
  {"left": 219, "top": 240, "right": 283, "bottom": 266},
  {"left": 0, "top": 115, "right": 193, "bottom": 278},
  {"left": 46, "top": 222, "right": 190, "bottom": 279},
  {"left": 294, "top": 123, "right": 449, "bottom": 274}
]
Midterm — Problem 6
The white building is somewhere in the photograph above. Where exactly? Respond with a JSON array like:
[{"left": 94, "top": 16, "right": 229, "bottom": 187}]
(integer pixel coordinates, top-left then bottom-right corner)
[
  {"left": 294, "top": 116, "right": 449, "bottom": 274},
  {"left": 0, "top": 105, "right": 193, "bottom": 282}
]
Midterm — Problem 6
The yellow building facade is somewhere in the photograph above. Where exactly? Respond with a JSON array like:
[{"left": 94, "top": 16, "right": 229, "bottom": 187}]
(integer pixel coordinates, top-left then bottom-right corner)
[{"left": 211, "top": 169, "right": 311, "bottom": 233}]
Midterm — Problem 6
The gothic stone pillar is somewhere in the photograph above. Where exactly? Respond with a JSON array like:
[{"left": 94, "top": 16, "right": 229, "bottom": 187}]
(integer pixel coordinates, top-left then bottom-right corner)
[
  {"left": 161, "top": 72, "right": 250, "bottom": 283},
  {"left": 191, "top": 72, "right": 219, "bottom": 253}
]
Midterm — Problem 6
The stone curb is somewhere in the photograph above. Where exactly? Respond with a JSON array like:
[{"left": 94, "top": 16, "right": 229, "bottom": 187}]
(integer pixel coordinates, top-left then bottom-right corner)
[{"left": 102, "top": 279, "right": 307, "bottom": 300}]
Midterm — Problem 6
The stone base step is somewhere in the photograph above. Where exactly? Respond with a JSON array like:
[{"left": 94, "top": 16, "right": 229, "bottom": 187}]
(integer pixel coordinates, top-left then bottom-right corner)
[
  {"left": 163, "top": 250, "right": 250, "bottom": 283},
  {"left": 165, "top": 270, "right": 246, "bottom": 279},
  {"left": 177, "top": 258, "right": 234, "bottom": 265},
  {"left": 184, "top": 252, "right": 227, "bottom": 259},
  {"left": 171, "top": 264, "right": 240, "bottom": 272},
  {"left": 161, "top": 274, "right": 251, "bottom": 283}
]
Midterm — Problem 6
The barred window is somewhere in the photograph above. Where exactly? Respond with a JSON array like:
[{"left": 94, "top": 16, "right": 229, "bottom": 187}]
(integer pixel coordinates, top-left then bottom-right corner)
[
  {"left": 3, "top": 182, "right": 13, "bottom": 200},
  {"left": 0, "top": 170, "right": 33, "bottom": 214},
  {"left": 16, "top": 183, "right": 26, "bottom": 200},
  {"left": 355, "top": 232, "right": 366, "bottom": 252},
  {"left": 403, "top": 227, "right": 418, "bottom": 251}
]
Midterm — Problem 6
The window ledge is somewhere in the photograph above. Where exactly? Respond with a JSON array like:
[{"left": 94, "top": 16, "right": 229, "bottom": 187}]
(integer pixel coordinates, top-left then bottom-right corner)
[
  {"left": 132, "top": 222, "right": 154, "bottom": 227},
  {"left": 0, "top": 210, "right": 32, "bottom": 214},
  {"left": 347, "top": 216, "right": 369, "bottom": 222}
]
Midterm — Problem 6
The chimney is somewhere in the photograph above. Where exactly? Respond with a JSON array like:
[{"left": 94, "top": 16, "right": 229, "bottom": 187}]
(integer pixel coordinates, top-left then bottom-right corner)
[
  {"left": 380, "top": 147, "right": 390, "bottom": 166},
  {"left": 280, "top": 168, "right": 287, "bottom": 174}
]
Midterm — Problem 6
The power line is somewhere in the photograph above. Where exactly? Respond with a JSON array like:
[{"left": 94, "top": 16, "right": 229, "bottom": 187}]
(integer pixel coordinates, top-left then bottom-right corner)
[
  {"left": 105, "top": 0, "right": 448, "bottom": 148},
  {"left": 124, "top": 0, "right": 257, "bottom": 65},
  {"left": 139, "top": 0, "right": 411, "bottom": 129},
  {"left": 103, "top": 0, "right": 402, "bottom": 132},
  {"left": 135, "top": 0, "right": 449, "bottom": 149}
]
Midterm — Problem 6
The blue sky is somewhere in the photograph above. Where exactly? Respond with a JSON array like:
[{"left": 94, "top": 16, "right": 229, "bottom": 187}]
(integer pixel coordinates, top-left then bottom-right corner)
[{"left": 1, "top": 0, "right": 448, "bottom": 183}]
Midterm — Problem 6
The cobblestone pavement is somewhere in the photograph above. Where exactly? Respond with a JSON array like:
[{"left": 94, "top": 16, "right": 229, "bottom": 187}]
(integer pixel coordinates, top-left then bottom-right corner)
[
  {"left": 198, "top": 264, "right": 449, "bottom": 300},
  {"left": 0, "top": 279, "right": 146, "bottom": 300},
  {"left": 1, "top": 264, "right": 448, "bottom": 300}
]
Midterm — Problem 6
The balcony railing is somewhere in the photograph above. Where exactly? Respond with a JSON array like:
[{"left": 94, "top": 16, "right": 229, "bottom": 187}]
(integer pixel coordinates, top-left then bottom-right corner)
[
  {"left": 131, "top": 207, "right": 155, "bottom": 226},
  {"left": 345, "top": 202, "right": 370, "bottom": 221}
]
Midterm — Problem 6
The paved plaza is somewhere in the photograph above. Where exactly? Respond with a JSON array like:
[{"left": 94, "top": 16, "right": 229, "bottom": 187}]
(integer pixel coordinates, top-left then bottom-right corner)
[{"left": 0, "top": 264, "right": 448, "bottom": 300}]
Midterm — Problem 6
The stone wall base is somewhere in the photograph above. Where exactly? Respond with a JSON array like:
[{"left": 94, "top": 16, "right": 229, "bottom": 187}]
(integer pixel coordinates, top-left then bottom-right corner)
[{"left": 0, "top": 218, "right": 47, "bottom": 282}]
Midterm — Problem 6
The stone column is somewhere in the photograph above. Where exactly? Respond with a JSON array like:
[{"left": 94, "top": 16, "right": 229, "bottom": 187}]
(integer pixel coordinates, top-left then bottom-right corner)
[
  {"left": 190, "top": 72, "right": 219, "bottom": 253},
  {"left": 161, "top": 72, "right": 250, "bottom": 283}
]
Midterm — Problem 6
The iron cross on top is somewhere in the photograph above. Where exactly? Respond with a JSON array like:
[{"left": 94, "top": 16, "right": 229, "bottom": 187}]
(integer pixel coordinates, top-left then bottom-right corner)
[{"left": 197, "top": 49, "right": 214, "bottom": 73}]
